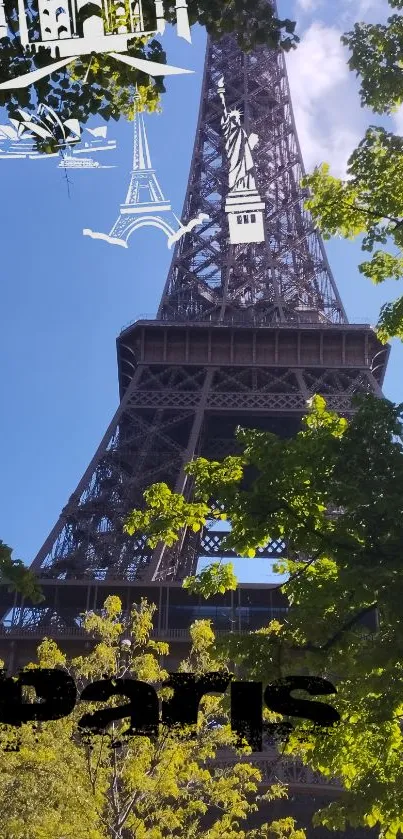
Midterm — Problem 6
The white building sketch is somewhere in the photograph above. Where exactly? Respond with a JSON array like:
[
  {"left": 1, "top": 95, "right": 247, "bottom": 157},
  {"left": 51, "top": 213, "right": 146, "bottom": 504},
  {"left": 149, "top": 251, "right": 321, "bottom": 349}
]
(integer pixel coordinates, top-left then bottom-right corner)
[
  {"left": 0, "top": 0, "right": 193, "bottom": 90},
  {"left": 59, "top": 125, "right": 116, "bottom": 167},
  {"left": 74, "top": 125, "right": 116, "bottom": 155},
  {"left": 0, "top": 105, "right": 117, "bottom": 168},
  {"left": 0, "top": 0, "right": 7, "bottom": 38},
  {"left": 84, "top": 97, "right": 209, "bottom": 248},
  {"left": 218, "top": 76, "right": 266, "bottom": 246},
  {"left": 12, "top": 102, "right": 81, "bottom": 147},
  {"left": 0, "top": 121, "right": 57, "bottom": 159},
  {"left": 58, "top": 151, "right": 114, "bottom": 168}
]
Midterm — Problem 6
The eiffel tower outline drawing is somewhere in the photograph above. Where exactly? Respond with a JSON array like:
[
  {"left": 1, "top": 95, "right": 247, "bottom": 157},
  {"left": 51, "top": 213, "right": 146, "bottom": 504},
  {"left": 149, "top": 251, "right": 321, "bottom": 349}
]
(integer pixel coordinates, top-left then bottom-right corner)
[{"left": 84, "top": 96, "right": 208, "bottom": 249}]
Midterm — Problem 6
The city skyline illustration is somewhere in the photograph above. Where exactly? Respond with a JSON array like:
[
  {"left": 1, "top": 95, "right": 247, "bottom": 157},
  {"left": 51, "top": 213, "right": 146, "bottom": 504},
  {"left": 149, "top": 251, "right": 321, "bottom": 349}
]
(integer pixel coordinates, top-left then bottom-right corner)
[{"left": 0, "top": 0, "right": 194, "bottom": 91}]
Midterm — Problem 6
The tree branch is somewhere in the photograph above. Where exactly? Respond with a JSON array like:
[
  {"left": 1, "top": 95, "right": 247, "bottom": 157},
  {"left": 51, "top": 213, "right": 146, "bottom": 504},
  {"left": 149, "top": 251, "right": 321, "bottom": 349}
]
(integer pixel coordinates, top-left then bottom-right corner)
[
  {"left": 315, "top": 192, "right": 403, "bottom": 230},
  {"left": 269, "top": 552, "right": 321, "bottom": 592},
  {"left": 296, "top": 603, "right": 378, "bottom": 653}
]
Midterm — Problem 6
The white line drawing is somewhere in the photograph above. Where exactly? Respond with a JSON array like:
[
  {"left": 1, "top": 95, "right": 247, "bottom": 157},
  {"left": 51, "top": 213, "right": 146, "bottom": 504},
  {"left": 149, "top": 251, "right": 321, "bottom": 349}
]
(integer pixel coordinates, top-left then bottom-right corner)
[
  {"left": 15, "top": 102, "right": 81, "bottom": 147},
  {"left": 0, "top": 121, "right": 58, "bottom": 159},
  {"left": 76, "top": 125, "right": 116, "bottom": 155},
  {"left": 84, "top": 95, "right": 210, "bottom": 249},
  {"left": 83, "top": 229, "right": 128, "bottom": 245},
  {"left": 0, "top": 0, "right": 7, "bottom": 38},
  {"left": 217, "top": 76, "right": 266, "bottom": 246},
  {"left": 0, "top": 104, "right": 117, "bottom": 167},
  {"left": 167, "top": 212, "right": 210, "bottom": 248},
  {"left": 59, "top": 153, "right": 114, "bottom": 168},
  {"left": 58, "top": 123, "right": 117, "bottom": 166},
  {"left": 85, "top": 99, "right": 176, "bottom": 244},
  {"left": 0, "top": 0, "right": 193, "bottom": 90},
  {"left": 175, "top": 0, "right": 191, "bottom": 43}
]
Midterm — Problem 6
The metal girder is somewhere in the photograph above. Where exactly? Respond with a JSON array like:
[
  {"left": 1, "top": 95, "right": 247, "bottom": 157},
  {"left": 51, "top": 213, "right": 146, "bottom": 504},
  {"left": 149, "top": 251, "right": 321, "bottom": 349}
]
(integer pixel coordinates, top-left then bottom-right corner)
[
  {"left": 24, "top": 355, "right": 385, "bottom": 586},
  {"left": 157, "top": 35, "right": 347, "bottom": 326}
]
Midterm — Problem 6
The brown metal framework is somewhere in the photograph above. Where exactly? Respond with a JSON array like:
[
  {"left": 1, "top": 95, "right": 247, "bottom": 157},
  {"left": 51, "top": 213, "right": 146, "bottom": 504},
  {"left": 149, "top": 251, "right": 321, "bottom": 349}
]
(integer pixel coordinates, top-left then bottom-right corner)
[
  {"left": 23, "top": 320, "right": 387, "bottom": 589},
  {"left": 0, "top": 19, "right": 389, "bottom": 617},
  {"left": 158, "top": 35, "right": 347, "bottom": 325}
]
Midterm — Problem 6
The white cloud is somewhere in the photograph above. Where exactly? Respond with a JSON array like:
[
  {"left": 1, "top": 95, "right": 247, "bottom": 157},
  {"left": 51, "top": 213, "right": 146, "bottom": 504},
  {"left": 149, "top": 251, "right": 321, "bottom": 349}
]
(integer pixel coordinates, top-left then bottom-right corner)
[
  {"left": 392, "top": 105, "right": 403, "bottom": 137},
  {"left": 296, "top": 0, "right": 323, "bottom": 12},
  {"left": 344, "top": 0, "right": 383, "bottom": 13},
  {"left": 339, "top": 0, "right": 390, "bottom": 27},
  {"left": 285, "top": 22, "right": 364, "bottom": 176}
]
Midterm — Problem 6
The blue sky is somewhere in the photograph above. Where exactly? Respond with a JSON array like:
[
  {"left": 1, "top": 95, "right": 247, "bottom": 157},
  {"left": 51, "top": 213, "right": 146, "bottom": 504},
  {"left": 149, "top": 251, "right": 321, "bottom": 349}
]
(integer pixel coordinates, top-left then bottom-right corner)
[{"left": 0, "top": 0, "right": 402, "bottom": 585}]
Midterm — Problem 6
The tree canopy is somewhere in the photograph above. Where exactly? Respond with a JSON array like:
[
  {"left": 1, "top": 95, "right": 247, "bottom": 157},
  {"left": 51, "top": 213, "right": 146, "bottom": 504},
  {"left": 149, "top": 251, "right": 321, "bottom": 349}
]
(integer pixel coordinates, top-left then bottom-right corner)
[
  {"left": 0, "top": 0, "right": 298, "bottom": 132},
  {"left": 341, "top": 0, "right": 403, "bottom": 115},
  {"left": 302, "top": 0, "right": 403, "bottom": 342},
  {"left": 0, "top": 540, "right": 43, "bottom": 604},
  {"left": 0, "top": 594, "right": 305, "bottom": 839},
  {"left": 125, "top": 393, "right": 403, "bottom": 838}
]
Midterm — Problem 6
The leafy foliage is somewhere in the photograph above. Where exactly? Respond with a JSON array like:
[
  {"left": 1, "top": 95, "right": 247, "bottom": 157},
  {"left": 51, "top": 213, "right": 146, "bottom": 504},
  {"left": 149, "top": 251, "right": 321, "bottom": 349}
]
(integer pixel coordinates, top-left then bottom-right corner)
[
  {"left": 183, "top": 0, "right": 298, "bottom": 53},
  {"left": 300, "top": 1, "right": 403, "bottom": 342},
  {"left": 342, "top": 0, "right": 403, "bottom": 114},
  {"left": 302, "top": 127, "right": 403, "bottom": 341},
  {"left": 126, "top": 394, "right": 351, "bottom": 560},
  {"left": 0, "top": 0, "right": 298, "bottom": 132},
  {"left": 0, "top": 540, "right": 43, "bottom": 603},
  {"left": 125, "top": 394, "right": 403, "bottom": 837},
  {"left": 125, "top": 482, "right": 211, "bottom": 547},
  {"left": 0, "top": 595, "right": 305, "bottom": 839},
  {"left": 183, "top": 561, "right": 238, "bottom": 597}
]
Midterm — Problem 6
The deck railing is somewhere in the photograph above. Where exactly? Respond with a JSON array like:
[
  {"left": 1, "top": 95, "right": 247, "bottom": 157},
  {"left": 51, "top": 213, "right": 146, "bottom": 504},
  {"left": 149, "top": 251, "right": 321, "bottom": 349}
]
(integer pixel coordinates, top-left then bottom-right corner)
[{"left": 0, "top": 626, "right": 271, "bottom": 640}]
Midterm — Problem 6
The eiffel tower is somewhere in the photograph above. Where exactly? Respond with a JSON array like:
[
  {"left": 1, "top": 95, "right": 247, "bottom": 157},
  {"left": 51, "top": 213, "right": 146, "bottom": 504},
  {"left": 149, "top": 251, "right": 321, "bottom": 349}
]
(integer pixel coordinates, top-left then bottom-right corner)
[
  {"left": 87, "top": 99, "right": 178, "bottom": 247},
  {"left": 0, "top": 14, "right": 390, "bottom": 832}
]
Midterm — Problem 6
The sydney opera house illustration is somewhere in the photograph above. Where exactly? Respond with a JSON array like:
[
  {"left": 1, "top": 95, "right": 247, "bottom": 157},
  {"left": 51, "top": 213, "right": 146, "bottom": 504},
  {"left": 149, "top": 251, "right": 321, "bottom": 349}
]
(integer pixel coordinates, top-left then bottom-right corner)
[{"left": 0, "top": 103, "right": 116, "bottom": 168}]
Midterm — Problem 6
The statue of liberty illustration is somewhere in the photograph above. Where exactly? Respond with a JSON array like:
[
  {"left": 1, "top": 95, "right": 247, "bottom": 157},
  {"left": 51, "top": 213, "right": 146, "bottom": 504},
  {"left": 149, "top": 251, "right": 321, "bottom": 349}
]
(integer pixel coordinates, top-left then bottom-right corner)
[
  {"left": 218, "top": 76, "right": 259, "bottom": 193},
  {"left": 217, "top": 75, "right": 266, "bottom": 246},
  {"left": 0, "top": 0, "right": 193, "bottom": 90}
]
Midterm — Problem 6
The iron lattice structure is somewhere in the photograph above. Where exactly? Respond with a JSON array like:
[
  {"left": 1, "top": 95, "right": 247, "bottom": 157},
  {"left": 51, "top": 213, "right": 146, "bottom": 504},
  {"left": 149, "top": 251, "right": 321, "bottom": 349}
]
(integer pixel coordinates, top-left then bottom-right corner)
[
  {"left": 158, "top": 35, "right": 347, "bottom": 326},
  {"left": 1, "top": 22, "right": 389, "bottom": 648}
]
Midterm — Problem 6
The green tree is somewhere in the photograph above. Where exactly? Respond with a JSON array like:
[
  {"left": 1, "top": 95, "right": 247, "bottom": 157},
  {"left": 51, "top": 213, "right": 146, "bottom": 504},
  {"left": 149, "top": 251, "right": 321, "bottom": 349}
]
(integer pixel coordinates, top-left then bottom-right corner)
[
  {"left": 0, "top": 0, "right": 298, "bottom": 132},
  {"left": 301, "top": 0, "right": 403, "bottom": 342},
  {"left": 302, "top": 131, "right": 403, "bottom": 343},
  {"left": 0, "top": 540, "right": 43, "bottom": 603},
  {"left": 0, "top": 594, "right": 305, "bottom": 839},
  {"left": 342, "top": 0, "right": 403, "bottom": 115},
  {"left": 125, "top": 393, "right": 403, "bottom": 838}
]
